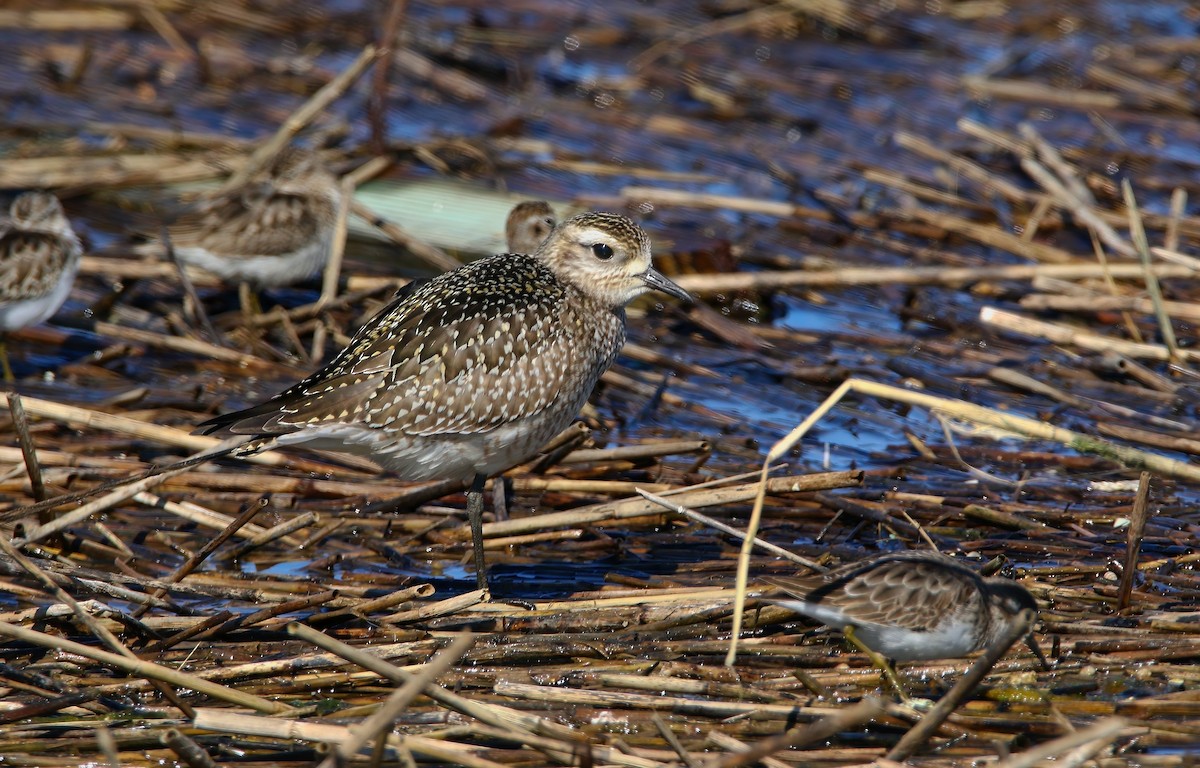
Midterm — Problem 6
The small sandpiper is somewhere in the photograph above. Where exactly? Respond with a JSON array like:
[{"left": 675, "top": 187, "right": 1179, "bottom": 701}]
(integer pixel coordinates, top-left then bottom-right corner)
[
  {"left": 139, "top": 148, "right": 341, "bottom": 304},
  {"left": 196, "top": 211, "right": 692, "bottom": 592},
  {"left": 770, "top": 551, "right": 1043, "bottom": 691},
  {"left": 0, "top": 191, "right": 82, "bottom": 381},
  {"left": 504, "top": 200, "right": 556, "bottom": 254}
]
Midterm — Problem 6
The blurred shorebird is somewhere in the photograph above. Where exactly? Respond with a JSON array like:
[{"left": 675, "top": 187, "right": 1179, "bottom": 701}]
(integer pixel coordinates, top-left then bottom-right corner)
[
  {"left": 390, "top": 200, "right": 557, "bottom": 303},
  {"left": 138, "top": 148, "right": 341, "bottom": 313},
  {"left": 0, "top": 191, "right": 82, "bottom": 381},
  {"left": 504, "top": 200, "right": 556, "bottom": 254},
  {"left": 770, "top": 551, "right": 1044, "bottom": 694},
  {"left": 196, "top": 211, "right": 692, "bottom": 592}
]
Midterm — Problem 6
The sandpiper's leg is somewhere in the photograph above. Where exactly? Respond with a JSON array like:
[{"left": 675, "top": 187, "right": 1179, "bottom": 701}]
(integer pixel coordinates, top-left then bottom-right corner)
[
  {"left": 843, "top": 624, "right": 909, "bottom": 701},
  {"left": 238, "top": 281, "right": 263, "bottom": 321},
  {"left": 467, "top": 473, "right": 489, "bottom": 593},
  {"left": 0, "top": 337, "right": 13, "bottom": 382}
]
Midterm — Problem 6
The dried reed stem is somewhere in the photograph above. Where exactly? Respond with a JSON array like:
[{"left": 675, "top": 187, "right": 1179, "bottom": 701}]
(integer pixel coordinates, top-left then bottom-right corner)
[
  {"left": 1117, "top": 472, "right": 1152, "bottom": 612},
  {"left": 219, "top": 45, "right": 379, "bottom": 191},
  {"left": 324, "top": 633, "right": 474, "bottom": 766},
  {"left": 0, "top": 621, "right": 289, "bottom": 713}
]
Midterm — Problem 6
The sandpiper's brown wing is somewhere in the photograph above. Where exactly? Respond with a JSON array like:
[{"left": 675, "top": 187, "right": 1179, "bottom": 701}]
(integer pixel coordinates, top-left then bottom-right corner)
[
  {"left": 806, "top": 554, "right": 982, "bottom": 633},
  {"left": 196, "top": 254, "right": 617, "bottom": 440},
  {"left": 161, "top": 148, "right": 337, "bottom": 257},
  {"left": 0, "top": 231, "right": 76, "bottom": 300},
  {"left": 165, "top": 187, "right": 330, "bottom": 257}
]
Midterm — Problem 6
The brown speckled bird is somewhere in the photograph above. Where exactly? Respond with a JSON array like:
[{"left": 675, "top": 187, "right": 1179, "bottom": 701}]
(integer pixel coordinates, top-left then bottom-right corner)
[
  {"left": 196, "top": 211, "right": 692, "bottom": 591},
  {"left": 0, "top": 191, "right": 81, "bottom": 381},
  {"left": 770, "top": 551, "right": 1041, "bottom": 662},
  {"left": 505, "top": 200, "right": 556, "bottom": 254},
  {"left": 139, "top": 147, "right": 341, "bottom": 289}
]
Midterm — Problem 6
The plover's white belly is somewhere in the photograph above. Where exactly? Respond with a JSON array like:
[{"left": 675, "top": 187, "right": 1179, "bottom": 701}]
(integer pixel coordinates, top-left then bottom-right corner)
[{"left": 273, "top": 395, "right": 581, "bottom": 483}]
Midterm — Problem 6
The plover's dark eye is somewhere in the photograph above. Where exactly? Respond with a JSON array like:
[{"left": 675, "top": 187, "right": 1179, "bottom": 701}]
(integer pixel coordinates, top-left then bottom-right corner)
[{"left": 591, "top": 242, "right": 614, "bottom": 260}]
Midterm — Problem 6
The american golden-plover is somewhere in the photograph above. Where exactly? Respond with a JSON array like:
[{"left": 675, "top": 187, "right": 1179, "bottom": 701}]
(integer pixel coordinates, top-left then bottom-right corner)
[
  {"left": 0, "top": 191, "right": 81, "bottom": 381},
  {"left": 197, "top": 211, "right": 692, "bottom": 592}
]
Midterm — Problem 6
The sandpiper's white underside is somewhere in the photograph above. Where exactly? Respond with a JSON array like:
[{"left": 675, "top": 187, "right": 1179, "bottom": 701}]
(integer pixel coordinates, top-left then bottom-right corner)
[
  {"left": 774, "top": 599, "right": 982, "bottom": 661},
  {"left": 175, "top": 235, "right": 330, "bottom": 288},
  {"left": 0, "top": 258, "right": 79, "bottom": 332}
]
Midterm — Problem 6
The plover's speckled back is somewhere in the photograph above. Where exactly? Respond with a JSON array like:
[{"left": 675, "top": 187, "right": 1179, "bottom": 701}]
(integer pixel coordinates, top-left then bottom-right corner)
[
  {"left": 0, "top": 191, "right": 81, "bottom": 380},
  {"left": 140, "top": 147, "right": 341, "bottom": 289},
  {"left": 770, "top": 551, "right": 1041, "bottom": 662},
  {"left": 197, "top": 211, "right": 692, "bottom": 591}
]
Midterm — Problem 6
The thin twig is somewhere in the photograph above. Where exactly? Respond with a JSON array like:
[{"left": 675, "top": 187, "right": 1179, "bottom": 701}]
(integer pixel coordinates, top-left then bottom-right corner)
[
  {"left": 324, "top": 633, "right": 474, "bottom": 766},
  {"left": 132, "top": 498, "right": 267, "bottom": 619},
  {"left": 719, "top": 697, "right": 885, "bottom": 768},
  {"left": 162, "top": 224, "right": 221, "bottom": 343},
  {"left": 219, "top": 45, "right": 379, "bottom": 193},
  {"left": 1123, "top": 179, "right": 1179, "bottom": 361},
  {"left": 7, "top": 393, "right": 47, "bottom": 504},
  {"left": 1117, "top": 472, "right": 1152, "bottom": 613},
  {"left": 636, "top": 488, "right": 825, "bottom": 572},
  {"left": 369, "top": 0, "right": 408, "bottom": 154}
]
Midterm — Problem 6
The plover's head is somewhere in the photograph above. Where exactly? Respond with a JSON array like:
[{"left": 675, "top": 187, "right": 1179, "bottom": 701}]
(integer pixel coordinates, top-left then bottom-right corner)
[{"left": 535, "top": 211, "right": 692, "bottom": 309}]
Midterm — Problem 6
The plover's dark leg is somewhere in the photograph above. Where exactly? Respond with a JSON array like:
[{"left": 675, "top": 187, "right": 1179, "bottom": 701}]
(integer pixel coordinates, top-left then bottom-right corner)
[{"left": 467, "top": 472, "right": 488, "bottom": 593}]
